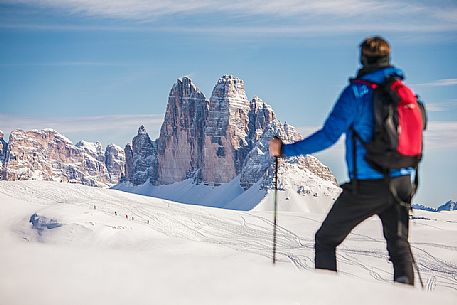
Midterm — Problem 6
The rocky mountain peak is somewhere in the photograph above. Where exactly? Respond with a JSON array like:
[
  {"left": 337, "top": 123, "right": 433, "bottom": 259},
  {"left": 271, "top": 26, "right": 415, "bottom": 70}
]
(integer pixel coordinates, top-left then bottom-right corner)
[
  {"left": 211, "top": 74, "right": 249, "bottom": 108},
  {"left": 125, "top": 127, "right": 158, "bottom": 186},
  {"left": 201, "top": 75, "right": 252, "bottom": 183},
  {"left": 438, "top": 200, "right": 457, "bottom": 212},
  {"left": 173, "top": 76, "right": 203, "bottom": 97},
  {"left": 124, "top": 75, "right": 336, "bottom": 195},
  {"left": 138, "top": 125, "right": 147, "bottom": 135},
  {"left": 218, "top": 74, "right": 243, "bottom": 83},
  {"left": 156, "top": 77, "right": 208, "bottom": 184}
]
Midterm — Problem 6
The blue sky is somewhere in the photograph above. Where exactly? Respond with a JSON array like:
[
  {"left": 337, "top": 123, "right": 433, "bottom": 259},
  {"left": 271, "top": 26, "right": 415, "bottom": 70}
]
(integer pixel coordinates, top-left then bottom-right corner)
[{"left": 0, "top": 0, "right": 456, "bottom": 207}]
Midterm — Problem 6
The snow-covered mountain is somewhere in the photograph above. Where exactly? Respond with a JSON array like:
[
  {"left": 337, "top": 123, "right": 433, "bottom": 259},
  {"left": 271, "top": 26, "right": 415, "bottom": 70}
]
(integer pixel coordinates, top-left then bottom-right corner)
[
  {"left": 412, "top": 203, "right": 438, "bottom": 212},
  {"left": 412, "top": 200, "right": 457, "bottom": 212},
  {"left": 438, "top": 200, "right": 457, "bottom": 211},
  {"left": 0, "top": 128, "right": 125, "bottom": 186},
  {"left": 120, "top": 75, "right": 340, "bottom": 210}
]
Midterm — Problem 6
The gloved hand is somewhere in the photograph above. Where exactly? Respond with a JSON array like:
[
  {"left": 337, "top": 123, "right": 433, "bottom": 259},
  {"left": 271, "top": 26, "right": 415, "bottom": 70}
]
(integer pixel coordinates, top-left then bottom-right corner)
[{"left": 269, "top": 136, "right": 283, "bottom": 157}]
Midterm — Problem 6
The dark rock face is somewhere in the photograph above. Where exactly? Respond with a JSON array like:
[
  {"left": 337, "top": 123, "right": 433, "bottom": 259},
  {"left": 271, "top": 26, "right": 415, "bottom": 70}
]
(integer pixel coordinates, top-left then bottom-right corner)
[
  {"left": 157, "top": 77, "right": 208, "bottom": 184},
  {"left": 200, "top": 77, "right": 277, "bottom": 184},
  {"left": 105, "top": 144, "right": 126, "bottom": 183},
  {"left": 240, "top": 120, "right": 301, "bottom": 190},
  {"left": 124, "top": 144, "right": 134, "bottom": 182},
  {"left": 125, "top": 126, "right": 158, "bottom": 185},
  {"left": 0, "top": 130, "right": 7, "bottom": 180},
  {"left": 248, "top": 96, "right": 276, "bottom": 145},
  {"left": 201, "top": 75, "right": 252, "bottom": 183}
]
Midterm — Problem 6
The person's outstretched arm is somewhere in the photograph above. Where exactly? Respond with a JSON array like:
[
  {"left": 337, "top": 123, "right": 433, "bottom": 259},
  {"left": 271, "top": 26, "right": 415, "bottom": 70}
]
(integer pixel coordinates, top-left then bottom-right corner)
[{"left": 281, "top": 85, "right": 358, "bottom": 157}]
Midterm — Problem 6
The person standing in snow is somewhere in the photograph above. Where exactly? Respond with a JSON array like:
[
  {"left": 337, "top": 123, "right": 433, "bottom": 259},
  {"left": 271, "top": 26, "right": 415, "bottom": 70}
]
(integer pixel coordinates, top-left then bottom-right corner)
[{"left": 269, "top": 36, "right": 418, "bottom": 285}]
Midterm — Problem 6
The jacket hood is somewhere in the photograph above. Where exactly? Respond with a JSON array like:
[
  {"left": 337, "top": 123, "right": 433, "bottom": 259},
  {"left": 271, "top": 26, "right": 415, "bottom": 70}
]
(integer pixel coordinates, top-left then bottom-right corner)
[{"left": 360, "top": 66, "right": 405, "bottom": 83}]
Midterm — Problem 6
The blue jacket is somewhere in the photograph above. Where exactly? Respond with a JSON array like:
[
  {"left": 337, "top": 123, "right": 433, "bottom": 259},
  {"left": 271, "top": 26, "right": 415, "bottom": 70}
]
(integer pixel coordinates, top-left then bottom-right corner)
[{"left": 282, "top": 66, "right": 414, "bottom": 180}]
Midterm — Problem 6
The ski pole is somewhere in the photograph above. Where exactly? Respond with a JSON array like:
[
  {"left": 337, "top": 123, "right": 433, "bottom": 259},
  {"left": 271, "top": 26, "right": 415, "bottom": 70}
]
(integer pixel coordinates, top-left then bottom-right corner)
[
  {"left": 272, "top": 156, "right": 279, "bottom": 264},
  {"left": 410, "top": 246, "right": 424, "bottom": 289}
]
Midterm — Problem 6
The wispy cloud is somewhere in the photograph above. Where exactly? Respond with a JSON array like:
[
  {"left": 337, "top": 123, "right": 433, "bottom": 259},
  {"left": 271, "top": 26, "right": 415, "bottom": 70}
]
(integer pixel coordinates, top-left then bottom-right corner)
[
  {"left": 2, "top": 0, "right": 456, "bottom": 34},
  {"left": 2, "top": 23, "right": 457, "bottom": 35},
  {"left": 0, "top": 61, "right": 136, "bottom": 67},
  {"left": 4, "top": 0, "right": 454, "bottom": 20},
  {"left": 413, "top": 79, "right": 457, "bottom": 87},
  {"left": 424, "top": 121, "right": 457, "bottom": 149},
  {"left": 296, "top": 121, "right": 457, "bottom": 150},
  {"left": 1, "top": 0, "right": 407, "bottom": 19},
  {"left": 426, "top": 100, "right": 457, "bottom": 112},
  {"left": 0, "top": 113, "right": 164, "bottom": 146}
]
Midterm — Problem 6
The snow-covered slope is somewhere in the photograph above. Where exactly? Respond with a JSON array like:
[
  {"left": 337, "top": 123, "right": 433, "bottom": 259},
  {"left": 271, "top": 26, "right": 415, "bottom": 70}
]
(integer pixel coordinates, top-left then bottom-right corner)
[
  {"left": 114, "top": 164, "right": 340, "bottom": 212},
  {"left": 0, "top": 180, "right": 456, "bottom": 305}
]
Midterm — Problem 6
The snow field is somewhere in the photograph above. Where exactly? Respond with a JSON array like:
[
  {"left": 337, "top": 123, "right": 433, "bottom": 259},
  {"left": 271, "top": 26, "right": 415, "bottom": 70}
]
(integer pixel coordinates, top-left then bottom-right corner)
[{"left": 0, "top": 180, "right": 456, "bottom": 305}]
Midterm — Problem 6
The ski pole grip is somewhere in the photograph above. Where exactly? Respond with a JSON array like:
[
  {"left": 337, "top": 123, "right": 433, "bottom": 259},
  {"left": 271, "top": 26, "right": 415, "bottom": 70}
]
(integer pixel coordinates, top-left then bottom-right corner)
[{"left": 272, "top": 136, "right": 283, "bottom": 158}]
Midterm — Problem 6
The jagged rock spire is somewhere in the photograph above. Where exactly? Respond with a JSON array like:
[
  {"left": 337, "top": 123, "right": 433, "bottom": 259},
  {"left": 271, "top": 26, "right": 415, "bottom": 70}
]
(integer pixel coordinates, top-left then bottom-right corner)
[
  {"left": 156, "top": 76, "right": 208, "bottom": 184},
  {"left": 138, "top": 125, "right": 147, "bottom": 135}
]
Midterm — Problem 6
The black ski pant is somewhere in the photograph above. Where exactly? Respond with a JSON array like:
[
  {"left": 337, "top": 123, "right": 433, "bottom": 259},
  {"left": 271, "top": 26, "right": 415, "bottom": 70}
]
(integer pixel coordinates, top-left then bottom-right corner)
[{"left": 314, "top": 175, "right": 414, "bottom": 285}]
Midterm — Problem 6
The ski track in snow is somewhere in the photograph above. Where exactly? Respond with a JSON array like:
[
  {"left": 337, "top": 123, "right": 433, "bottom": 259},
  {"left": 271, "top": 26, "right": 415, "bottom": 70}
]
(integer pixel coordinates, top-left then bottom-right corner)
[{"left": 1, "top": 181, "right": 456, "bottom": 293}]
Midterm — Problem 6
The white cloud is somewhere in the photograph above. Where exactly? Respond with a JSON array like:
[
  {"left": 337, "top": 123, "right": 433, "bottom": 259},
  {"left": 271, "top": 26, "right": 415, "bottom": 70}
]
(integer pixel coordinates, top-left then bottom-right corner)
[
  {"left": 413, "top": 78, "right": 457, "bottom": 87},
  {"left": 2, "top": 0, "right": 456, "bottom": 35},
  {"left": 426, "top": 100, "right": 457, "bottom": 112},
  {"left": 0, "top": 62, "right": 135, "bottom": 67},
  {"left": 3, "top": 0, "right": 406, "bottom": 18},
  {"left": 295, "top": 121, "right": 457, "bottom": 152},
  {"left": 424, "top": 121, "right": 457, "bottom": 149},
  {"left": 3, "top": 23, "right": 457, "bottom": 35}
]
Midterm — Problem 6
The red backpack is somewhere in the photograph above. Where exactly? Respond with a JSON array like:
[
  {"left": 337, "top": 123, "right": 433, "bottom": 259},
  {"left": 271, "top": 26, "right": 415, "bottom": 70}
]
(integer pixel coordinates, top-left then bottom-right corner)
[{"left": 350, "top": 77, "right": 427, "bottom": 200}]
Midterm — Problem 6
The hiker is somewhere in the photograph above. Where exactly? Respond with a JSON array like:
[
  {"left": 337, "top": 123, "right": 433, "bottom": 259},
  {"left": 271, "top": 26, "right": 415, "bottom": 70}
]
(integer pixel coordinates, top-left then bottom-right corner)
[{"left": 269, "top": 36, "right": 426, "bottom": 286}]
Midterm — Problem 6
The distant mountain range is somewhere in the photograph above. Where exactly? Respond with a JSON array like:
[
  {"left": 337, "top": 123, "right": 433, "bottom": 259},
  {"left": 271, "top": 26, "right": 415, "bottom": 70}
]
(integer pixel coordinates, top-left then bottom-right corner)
[
  {"left": 0, "top": 128, "right": 125, "bottom": 187},
  {"left": 0, "top": 74, "right": 340, "bottom": 210},
  {"left": 412, "top": 200, "right": 457, "bottom": 212}
]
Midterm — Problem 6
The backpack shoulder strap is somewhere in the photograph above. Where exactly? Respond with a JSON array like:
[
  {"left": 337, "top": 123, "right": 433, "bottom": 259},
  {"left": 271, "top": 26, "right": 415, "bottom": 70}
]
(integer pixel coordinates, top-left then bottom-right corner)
[{"left": 350, "top": 78, "right": 379, "bottom": 90}]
